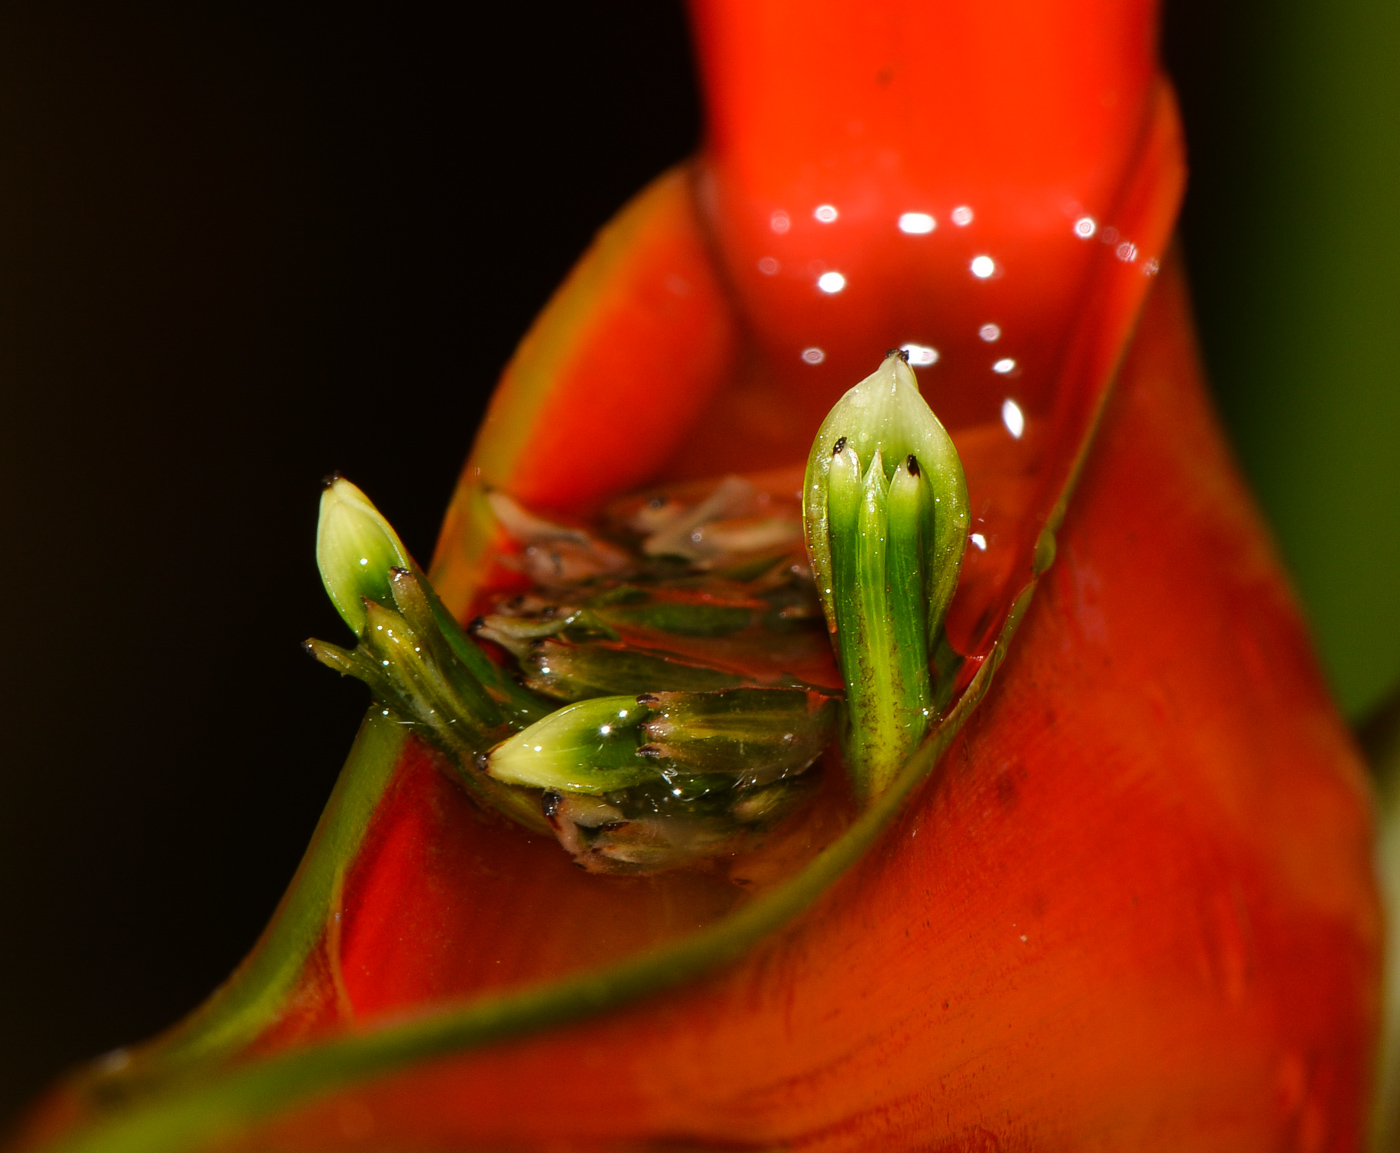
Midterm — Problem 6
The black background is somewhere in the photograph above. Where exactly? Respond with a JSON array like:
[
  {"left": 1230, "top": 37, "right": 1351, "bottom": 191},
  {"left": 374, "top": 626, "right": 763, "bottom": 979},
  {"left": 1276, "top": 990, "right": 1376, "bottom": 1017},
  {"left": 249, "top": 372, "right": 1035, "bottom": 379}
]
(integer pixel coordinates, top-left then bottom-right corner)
[{"left": 0, "top": 0, "right": 1320, "bottom": 1122}]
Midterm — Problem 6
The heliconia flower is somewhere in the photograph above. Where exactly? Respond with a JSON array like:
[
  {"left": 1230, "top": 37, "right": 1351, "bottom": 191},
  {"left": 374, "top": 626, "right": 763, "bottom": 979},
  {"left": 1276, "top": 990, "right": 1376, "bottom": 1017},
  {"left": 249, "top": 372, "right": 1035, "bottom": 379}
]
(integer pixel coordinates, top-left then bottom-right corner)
[{"left": 10, "top": 1, "right": 1380, "bottom": 1151}]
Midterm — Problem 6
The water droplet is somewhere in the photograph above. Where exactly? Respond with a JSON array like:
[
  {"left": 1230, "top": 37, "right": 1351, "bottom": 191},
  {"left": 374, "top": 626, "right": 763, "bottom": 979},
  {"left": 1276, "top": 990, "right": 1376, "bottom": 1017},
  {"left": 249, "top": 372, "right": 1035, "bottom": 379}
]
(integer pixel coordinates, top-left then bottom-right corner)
[{"left": 1002, "top": 399, "right": 1025, "bottom": 439}]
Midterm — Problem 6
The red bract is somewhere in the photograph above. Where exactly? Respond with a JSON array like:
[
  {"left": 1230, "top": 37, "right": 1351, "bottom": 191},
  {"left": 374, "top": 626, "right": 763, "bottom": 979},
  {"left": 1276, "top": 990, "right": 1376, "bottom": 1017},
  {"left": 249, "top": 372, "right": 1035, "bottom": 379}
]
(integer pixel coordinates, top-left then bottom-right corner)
[{"left": 13, "top": 1, "right": 1380, "bottom": 1150}]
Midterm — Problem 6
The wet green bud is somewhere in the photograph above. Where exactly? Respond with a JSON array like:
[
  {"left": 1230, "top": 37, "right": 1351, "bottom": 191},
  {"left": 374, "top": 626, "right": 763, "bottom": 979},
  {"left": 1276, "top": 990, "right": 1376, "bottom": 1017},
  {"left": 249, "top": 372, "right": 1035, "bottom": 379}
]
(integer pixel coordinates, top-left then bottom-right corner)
[
  {"left": 486, "top": 688, "right": 834, "bottom": 807},
  {"left": 309, "top": 479, "right": 838, "bottom": 871},
  {"left": 803, "top": 351, "right": 968, "bottom": 798},
  {"left": 638, "top": 688, "right": 837, "bottom": 784},
  {"left": 488, "top": 688, "right": 834, "bottom": 874},
  {"left": 805, "top": 351, "right": 968, "bottom": 640},
  {"left": 308, "top": 588, "right": 506, "bottom": 751},
  {"left": 485, "top": 696, "right": 656, "bottom": 794},
  {"left": 315, "top": 477, "right": 550, "bottom": 725},
  {"left": 472, "top": 609, "right": 748, "bottom": 702},
  {"left": 520, "top": 639, "right": 749, "bottom": 701},
  {"left": 316, "top": 475, "right": 414, "bottom": 637}
]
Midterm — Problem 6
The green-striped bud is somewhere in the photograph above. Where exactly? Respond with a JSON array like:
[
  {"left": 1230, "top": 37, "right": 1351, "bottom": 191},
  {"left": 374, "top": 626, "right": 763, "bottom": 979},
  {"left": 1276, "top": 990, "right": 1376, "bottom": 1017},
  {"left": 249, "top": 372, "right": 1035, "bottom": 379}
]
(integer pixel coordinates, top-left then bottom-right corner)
[
  {"left": 486, "top": 688, "right": 833, "bottom": 794},
  {"left": 484, "top": 688, "right": 836, "bottom": 872},
  {"left": 472, "top": 613, "right": 748, "bottom": 702},
  {"left": 803, "top": 351, "right": 968, "bottom": 799},
  {"left": 637, "top": 688, "right": 837, "bottom": 784},
  {"left": 485, "top": 696, "right": 655, "bottom": 794}
]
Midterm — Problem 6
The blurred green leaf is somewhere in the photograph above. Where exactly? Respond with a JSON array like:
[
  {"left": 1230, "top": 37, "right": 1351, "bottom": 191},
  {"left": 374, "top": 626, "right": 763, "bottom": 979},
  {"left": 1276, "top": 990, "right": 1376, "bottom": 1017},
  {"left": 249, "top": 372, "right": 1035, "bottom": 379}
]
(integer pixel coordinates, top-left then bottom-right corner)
[{"left": 1171, "top": 0, "right": 1400, "bottom": 719}]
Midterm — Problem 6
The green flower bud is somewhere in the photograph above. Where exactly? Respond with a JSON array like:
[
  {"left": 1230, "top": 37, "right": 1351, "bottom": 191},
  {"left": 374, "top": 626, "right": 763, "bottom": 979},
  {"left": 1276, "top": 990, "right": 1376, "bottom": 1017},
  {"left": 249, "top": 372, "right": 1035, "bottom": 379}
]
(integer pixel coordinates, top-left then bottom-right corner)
[
  {"left": 486, "top": 688, "right": 835, "bottom": 874},
  {"left": 471, "top": 608, "right": 748, "bottom": 701},
  {"left": 803, "top": 351, "right": 968, "bottom": 799},
  {"left": 315, "top": 476, "right": 550, "bottom": 725},
  {"left": 316, "top": 475, "right": 413, "bottom": 637},
  {"left": 637, "top": 688, "right": 837, "bottom": 784},
  {"left": 485, "top": 696, "right": 656, "bottom": 794},
  {"left": 521, "top": 638, "right": 750, "bottom": 701}
]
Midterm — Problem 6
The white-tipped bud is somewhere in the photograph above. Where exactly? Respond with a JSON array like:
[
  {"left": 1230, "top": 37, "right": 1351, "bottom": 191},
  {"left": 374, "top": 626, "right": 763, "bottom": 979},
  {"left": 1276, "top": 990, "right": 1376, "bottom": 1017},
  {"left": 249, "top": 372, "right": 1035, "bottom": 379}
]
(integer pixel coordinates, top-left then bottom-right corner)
[
  {"left": 804, "top": 350, "right": 968, "bottom": 642},
  {"left": 802, "top": 351, "right": 968, "bottom": 799},
  {"left": 316, "top": 476, "right": 414, "bottom": 636},
  {"left": 486, "top": 696, "right": 654, "bottom": 795}
]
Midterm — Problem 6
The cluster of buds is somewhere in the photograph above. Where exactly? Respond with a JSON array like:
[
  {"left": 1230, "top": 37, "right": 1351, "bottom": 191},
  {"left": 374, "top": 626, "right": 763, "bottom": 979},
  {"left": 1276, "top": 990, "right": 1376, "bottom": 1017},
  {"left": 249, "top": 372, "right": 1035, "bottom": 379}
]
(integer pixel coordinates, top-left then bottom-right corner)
[
  {"left": 307, "top": 476, "right": 839, "bottom": 872},
  {"left": 306, "top": 353, "right": 966, "bottom": 871}
]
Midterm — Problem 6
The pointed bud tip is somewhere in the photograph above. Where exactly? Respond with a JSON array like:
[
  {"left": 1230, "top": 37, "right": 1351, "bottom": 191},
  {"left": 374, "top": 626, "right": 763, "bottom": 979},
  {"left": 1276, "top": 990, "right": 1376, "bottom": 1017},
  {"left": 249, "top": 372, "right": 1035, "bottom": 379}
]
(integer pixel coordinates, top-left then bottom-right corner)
[
  {"left": 316, "top": 478, "right": 413, "bottom": 635},
  {"left": 319, "top": 470, "right": 344, "bottom": 490},
  {"left": 886, "top": 348, "right": 911, "bottom": 364}
]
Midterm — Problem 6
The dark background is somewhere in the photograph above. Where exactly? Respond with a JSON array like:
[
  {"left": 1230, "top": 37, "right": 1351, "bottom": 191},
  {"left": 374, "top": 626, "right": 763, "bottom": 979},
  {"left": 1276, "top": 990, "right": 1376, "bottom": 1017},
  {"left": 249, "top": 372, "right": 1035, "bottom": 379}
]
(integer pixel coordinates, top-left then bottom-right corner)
[{"left": 0, "top": 0, "right": 1394, "bottom": 1123}]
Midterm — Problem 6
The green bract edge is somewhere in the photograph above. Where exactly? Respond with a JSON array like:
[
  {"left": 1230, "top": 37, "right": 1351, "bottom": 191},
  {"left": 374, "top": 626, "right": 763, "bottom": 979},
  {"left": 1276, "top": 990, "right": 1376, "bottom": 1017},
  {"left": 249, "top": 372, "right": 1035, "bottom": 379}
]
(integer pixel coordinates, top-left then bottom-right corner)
[{"left": 69, "top": 713, "right": 407, "bottom": 1094}]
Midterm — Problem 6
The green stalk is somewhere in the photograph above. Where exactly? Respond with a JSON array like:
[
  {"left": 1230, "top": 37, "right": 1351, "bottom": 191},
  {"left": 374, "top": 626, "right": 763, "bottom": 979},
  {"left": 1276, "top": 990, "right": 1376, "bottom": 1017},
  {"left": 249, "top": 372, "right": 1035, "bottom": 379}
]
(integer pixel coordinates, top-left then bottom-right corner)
[{"left": 73, "top": 713, "right": 405, "bottom": 1090}]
